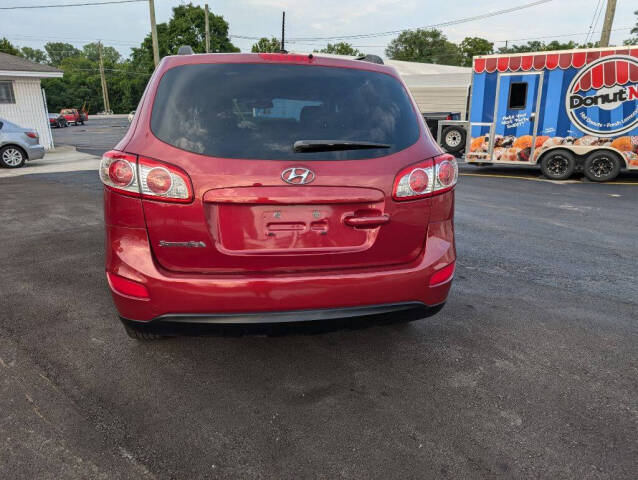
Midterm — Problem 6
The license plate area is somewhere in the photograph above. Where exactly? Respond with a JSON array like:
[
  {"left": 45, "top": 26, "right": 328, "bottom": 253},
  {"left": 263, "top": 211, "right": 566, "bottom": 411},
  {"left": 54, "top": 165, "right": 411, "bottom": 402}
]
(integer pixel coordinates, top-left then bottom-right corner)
[{"left": 215, "top": 204, "right": 375, "bottom": 254}]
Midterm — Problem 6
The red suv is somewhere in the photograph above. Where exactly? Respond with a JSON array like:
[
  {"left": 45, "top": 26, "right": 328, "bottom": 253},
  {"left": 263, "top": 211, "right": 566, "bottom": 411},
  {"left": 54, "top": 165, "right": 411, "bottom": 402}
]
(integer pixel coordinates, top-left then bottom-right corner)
[{"left": 100, "top": 52, "right": 457, "bottom": 339}]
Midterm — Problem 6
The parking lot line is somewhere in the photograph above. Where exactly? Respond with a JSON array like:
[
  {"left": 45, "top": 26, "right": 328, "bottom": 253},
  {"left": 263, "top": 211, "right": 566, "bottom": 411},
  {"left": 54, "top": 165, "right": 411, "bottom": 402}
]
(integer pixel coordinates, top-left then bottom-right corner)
[{"left": 459, "top": 172, "right": 638, "bottom": 185}]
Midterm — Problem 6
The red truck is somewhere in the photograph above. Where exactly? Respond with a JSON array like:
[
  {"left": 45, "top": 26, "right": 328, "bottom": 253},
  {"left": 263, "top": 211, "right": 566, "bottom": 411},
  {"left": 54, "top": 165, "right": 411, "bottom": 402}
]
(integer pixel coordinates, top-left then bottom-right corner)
[{"left": 60, "top": 108, "right": 88, "bottom": 126}]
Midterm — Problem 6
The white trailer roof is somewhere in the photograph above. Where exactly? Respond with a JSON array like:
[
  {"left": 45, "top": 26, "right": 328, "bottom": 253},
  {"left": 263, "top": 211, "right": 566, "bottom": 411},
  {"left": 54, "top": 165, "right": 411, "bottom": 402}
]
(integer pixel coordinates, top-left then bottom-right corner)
[{"left": 309, "top": 53, "right": 471, "bottom": 87}]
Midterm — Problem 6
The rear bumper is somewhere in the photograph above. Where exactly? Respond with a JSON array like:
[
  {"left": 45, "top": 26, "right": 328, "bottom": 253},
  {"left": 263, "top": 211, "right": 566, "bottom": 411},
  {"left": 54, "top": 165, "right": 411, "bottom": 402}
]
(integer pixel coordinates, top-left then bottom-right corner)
[
  {"left": 104, "top": 190, "right": 456, "bottom": 323},
  {"left": 26, "top": 145, "right": 45, "bottom": 160},
  {"left": 106, "top": 222, "right": 454, "bottom": 323},
  {"left": 123, "top": 301, "right": 443, "bottom": 325}
]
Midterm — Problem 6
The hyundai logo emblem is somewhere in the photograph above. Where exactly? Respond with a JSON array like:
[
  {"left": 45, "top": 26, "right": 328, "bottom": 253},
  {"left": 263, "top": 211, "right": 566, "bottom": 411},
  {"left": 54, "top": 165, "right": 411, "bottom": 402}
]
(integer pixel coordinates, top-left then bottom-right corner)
[{"left": 281, "top": 167, "right": 315, "bottom": 185}]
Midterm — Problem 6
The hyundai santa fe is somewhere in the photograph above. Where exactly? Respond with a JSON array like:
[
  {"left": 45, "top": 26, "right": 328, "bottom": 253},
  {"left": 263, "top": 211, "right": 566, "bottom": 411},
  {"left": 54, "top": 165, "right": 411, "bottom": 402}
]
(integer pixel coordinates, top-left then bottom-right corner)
[{"left": 100, "top": 52, "right": 457, "bottom": 339}]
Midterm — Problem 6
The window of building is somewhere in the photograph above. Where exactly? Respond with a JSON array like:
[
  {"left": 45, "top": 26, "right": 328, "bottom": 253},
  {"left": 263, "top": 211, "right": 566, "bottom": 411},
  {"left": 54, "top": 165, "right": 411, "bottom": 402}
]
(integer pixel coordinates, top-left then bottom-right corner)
[{"left": 0, "top": 81, "right": 16, "bottom": 104}]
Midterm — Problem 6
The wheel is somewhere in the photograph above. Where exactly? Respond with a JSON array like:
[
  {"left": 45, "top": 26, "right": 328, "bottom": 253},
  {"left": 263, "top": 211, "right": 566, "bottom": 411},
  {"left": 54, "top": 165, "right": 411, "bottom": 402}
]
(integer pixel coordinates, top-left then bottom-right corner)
[
  {"left": 56, "top": 120, "right": 63, "bottom": 128},
  {"left": 61, "top": 119, "right": 68, "bottom": 128},
  {"left": 441, "top": 126, "right": 466, "bottom": 153},
  {"left": 540, "top": 150, "right": 575, "bottom": 180},
  {"left": 583, "top": 151, "right": 621, "bottom": 182},
  {"left": 0, "top": 145, "right": 26, "bottom": 168},
  {"left": 124, "top": 324, "right": 164, "bottom": 341}
]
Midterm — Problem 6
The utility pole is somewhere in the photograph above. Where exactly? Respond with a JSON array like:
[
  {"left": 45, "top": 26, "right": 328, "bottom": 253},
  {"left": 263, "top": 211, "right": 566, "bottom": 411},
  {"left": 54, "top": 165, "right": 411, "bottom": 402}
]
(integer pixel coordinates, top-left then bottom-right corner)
[
  {"left": 281, "top": 11, "right": 285, "bottom": 52},
  {"left": 599, "top": 0, "right": 617, "bottom": 47},
  {"left": 148, "top": 0, "right": 160, "bottom": 66},
  {"left": 97, "top": 41, "right": 110, "bottom": 114},
  {"left": 205, "top": 3, "right": 210, "bottom": 53}
]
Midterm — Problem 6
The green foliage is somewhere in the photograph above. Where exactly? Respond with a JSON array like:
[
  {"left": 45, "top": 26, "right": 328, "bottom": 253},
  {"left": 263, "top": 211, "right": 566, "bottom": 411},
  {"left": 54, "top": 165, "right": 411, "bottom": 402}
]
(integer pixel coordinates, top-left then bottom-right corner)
[
  {"left": 44, "top": 42, "right": 81, "bottom": 67},
  {"left": 497, "top": 40, "right": 578, "bottom": 54},
  {"left": 82, "top": 43, "right": 121, "bottom": 64},
  {"left": 626, "top": 9, "right": 638, "bottom": 45},
  {"left": 386, "top": 29, "right": 462, "bottom": 65},
  {"left": 20, "top": 47, "right": 47, "bottom": 64},
  {"left": 459, "top": 37, "right": 493, "bottom": 66},
  {"left": 40, "top": 3, "right": 237, "bottom": 114},
  {"left": 251, "top": 37, "right": 281, "bottom": 53},
  {"left": 316, "top": 42, "right": 362, "bottom": 56},
  {"left": 0, "top": 37, "right": 21, "bottom": 56}
]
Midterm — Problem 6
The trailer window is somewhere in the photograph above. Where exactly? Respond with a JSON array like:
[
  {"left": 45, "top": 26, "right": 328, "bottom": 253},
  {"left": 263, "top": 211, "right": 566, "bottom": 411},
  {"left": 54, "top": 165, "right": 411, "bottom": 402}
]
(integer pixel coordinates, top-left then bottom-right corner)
[{"left": 508, "top": 82, "right": 528, "bottom": 110}]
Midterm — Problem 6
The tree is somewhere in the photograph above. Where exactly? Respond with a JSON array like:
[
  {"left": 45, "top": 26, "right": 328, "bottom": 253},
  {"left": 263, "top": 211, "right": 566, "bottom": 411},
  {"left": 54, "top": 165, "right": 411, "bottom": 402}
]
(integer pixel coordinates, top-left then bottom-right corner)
[
  {"left": 0, "top": 37, "right": 21, "bottom": 56},
  {"left": 130, "top": 3, "right": 238, "bottom": 72},
  {"left": 44, "top": 42, "right": 81, "bottom": 67},
  {"left": 386, "top": 29, "right": 462, "bottom": 65},
  {"left": 316, "top": 42, "right": 362, "bottom": 56},
  {"left": 459, "top": 37, "right": 493, "bottom": 67},
  {"left": 625, "top": 9, "right": 638, "bottom": 45},
  {"left": 20, "top": 47, "right": 47, "bottom": 63},
  {"left": 251, "top": 37, "right": 281, "bottom": 53},
  {"left": 497, "top": 40, "right": 578, "bottom": 54},
  {"left": 11, "top": 3, "right": 241, "bottom": 114},
  {"left": 82, "top": 43, "right": 120, "bottom": 64}
]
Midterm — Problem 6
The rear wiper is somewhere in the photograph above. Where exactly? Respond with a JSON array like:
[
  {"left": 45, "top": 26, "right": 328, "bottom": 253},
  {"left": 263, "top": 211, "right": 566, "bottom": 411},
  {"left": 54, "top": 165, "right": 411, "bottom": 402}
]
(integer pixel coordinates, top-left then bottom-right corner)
[{"left": 293, "top": 140, "right": 391, "bottom": 153}]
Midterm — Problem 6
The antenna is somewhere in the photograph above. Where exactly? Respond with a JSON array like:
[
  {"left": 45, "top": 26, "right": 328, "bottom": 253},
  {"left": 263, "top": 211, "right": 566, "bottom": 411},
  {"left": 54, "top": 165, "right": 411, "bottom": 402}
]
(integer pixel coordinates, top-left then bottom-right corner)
[{"left": 280, "top": 11, "right": 287, "bottom": 53}]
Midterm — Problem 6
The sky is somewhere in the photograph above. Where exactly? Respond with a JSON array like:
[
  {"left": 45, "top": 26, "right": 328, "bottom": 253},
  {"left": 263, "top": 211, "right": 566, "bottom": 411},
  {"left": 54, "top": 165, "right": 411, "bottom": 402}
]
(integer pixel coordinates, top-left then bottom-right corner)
[{"left": 1, "top": 0, "right": 636, "bottom": 60}]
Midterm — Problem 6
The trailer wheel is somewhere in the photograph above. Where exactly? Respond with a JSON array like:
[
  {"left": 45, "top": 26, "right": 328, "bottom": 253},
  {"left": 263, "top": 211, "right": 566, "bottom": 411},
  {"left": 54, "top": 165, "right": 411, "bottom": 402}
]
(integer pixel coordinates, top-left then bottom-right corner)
[
  {"left": 441, "top": 126, "right": 466, "bottom": 153},
  {"left": 540, "top": 150, "right": 575, "bottom": 180},
  {"left": 583, "top": 151, "right": 621, "bottom": 182}
]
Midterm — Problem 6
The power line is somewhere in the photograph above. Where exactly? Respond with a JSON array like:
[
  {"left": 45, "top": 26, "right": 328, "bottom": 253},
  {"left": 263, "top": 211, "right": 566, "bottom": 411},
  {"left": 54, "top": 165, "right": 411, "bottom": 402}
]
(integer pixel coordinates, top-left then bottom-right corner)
[
  {"left": 589, "top": 0, "right": 606, "bottom": 44},
  {"left": 585, "top": 0, "right": 603, "bottom": 44},
  {"left": 232, "top": 0, "right": 553, "bottom": 42},
  {"left": 63, "top": 67, "right": 151, "bottom": 76},
  {"left": 278, "top": 26, "right": 633, "bottom": 48},
  {"left": 496, "top": 25, "right": 632, "bottom": 44},
  {"left": 0, "top": 0, "right": 147, "bottom": 10}
]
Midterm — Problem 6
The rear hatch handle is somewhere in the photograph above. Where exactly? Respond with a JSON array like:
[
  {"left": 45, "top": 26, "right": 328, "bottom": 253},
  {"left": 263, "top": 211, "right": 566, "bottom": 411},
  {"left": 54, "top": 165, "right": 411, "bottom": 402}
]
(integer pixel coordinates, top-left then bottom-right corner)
[{"left": 343, "top": 213, "right": 390, "bottom": 229}]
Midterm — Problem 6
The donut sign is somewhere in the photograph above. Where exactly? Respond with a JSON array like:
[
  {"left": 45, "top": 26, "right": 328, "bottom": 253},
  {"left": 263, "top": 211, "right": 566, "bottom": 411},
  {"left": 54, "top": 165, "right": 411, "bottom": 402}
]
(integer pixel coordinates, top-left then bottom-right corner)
[{"left": 566, "top": 55, "right": 638, "bottom": 136}]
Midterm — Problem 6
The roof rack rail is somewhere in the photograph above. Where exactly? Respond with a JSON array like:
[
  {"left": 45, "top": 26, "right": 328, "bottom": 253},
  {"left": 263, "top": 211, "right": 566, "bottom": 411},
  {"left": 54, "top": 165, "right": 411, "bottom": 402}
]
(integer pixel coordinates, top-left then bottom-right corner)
[
  {"left": 177, "top": 45, "right": 193, "bottom": 55},
  {"left": 355, "top": 54, "right": 384, "bottom": 65}
]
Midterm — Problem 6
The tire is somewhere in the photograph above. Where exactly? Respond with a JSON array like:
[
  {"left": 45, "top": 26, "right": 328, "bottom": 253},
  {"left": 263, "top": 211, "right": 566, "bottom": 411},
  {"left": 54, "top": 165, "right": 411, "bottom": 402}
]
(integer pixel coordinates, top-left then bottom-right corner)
[
  {"left": 583, "top": 151, "right": 621, "bottom": 182},
  {"left": 56, "top": 120, "right": 63, "bottom": 128},
  {"left": 124, "top": 324, "right": 164, "bottom": 341},
  {"left": 441, "top": 126, "right": 466, "bottom": 153},
  {"left": 62, "top": 119, "right": 68, "bottom": 128},
  {"left": 0, "top": 145, "right": 26, "bottom": 168},
  {"left": 540, "top": 150, "right": 575, "bottom": 180}
]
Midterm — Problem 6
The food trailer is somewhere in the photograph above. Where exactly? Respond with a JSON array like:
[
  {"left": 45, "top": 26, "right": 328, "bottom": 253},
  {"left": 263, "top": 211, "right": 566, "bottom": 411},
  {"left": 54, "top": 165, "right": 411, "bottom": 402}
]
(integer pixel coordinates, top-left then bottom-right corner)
[{"left": 459, "top": 46, "right": 638, "bottom": 181}]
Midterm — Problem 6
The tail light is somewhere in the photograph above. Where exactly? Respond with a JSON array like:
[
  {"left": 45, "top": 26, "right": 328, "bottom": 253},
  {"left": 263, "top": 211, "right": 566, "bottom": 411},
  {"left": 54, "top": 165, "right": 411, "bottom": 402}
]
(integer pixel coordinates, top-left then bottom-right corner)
[
  {"left": 25, "top": 131, "right": 38, "bottom": 139},
  {"left": 429, "top": 261, "right": 455, "bottom": 286},
  {"left": 99, "top": 150, "right": 193, "bottom": 203},
  {"left": 392, "top": 154, "right": 458, "bottom": 201},
  {"left": 106, "top": 271, "right": 149, "bottom": 299}
]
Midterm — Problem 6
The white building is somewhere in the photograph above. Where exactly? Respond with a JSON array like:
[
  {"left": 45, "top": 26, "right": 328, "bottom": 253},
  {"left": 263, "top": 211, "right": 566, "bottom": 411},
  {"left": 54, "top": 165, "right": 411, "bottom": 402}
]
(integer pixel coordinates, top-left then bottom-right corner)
[{"left": 0, "top": 52, "right": 63, "bottom": 150}]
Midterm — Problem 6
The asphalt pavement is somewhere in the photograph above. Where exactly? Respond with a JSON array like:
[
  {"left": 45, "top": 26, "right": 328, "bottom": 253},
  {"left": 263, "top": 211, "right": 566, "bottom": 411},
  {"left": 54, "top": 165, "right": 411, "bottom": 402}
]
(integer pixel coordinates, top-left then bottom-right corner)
[
  {"left": 51, "top": 114, "right": 130, "bottom": 157},
  {"left": 0, "top": 118, "right": 637, "bottom": 479}
]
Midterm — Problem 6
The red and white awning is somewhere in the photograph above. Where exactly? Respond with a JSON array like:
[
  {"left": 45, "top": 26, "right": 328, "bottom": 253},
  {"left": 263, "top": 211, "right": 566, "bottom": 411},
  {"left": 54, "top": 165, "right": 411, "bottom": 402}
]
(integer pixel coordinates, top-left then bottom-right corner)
[{"left": 474, "top": 49, "right": 638, "bottom": 91}]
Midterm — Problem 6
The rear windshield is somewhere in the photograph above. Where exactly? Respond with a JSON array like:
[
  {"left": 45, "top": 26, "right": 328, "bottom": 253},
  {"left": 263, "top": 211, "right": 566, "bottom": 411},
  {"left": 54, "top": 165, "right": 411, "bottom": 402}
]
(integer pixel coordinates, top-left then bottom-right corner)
[{"left": 151, "top": 63, "right": 420, "bottom": 160}]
